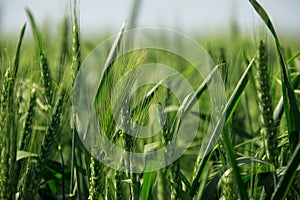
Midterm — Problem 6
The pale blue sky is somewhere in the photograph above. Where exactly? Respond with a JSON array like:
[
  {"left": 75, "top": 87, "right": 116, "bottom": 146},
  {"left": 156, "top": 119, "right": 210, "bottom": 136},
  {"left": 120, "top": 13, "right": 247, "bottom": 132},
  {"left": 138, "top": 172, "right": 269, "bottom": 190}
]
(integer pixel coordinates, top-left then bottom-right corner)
[{"left": 1, "top": 0, "right": 300, "bottom": 37}]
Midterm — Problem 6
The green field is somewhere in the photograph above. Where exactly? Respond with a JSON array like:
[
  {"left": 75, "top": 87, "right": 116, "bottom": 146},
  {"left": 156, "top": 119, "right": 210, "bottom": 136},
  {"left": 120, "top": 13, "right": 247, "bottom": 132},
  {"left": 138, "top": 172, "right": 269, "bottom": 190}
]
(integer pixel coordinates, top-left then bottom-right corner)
[{"left": 0, "top": 1, "right": 300, "bottom": 199}]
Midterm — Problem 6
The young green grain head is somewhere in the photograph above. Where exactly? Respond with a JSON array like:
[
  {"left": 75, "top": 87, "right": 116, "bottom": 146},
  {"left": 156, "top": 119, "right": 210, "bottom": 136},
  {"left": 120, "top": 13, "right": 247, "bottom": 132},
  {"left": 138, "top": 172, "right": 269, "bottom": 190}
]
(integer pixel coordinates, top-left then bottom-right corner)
[
  {"left": 19, "top": 87, "right": 37, "bottom": 151},
  {"left": 256, "top": 40, "right": 278, "bottom": 167},
  {"left": 22, "top": 90, "right": 65, "bottom": 197},
  {"left": 40, "top": 53, "right": 53, "bottom": 105}
]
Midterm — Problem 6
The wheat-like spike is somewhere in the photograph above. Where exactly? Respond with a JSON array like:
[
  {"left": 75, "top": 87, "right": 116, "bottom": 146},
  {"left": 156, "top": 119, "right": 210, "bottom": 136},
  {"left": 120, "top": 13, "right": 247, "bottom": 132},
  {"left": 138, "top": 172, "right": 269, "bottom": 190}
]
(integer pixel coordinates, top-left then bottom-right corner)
[
  {"left": 88, "top": 155, "right": 104, "bottom": 199},
  {"left": 88, "top": 156, "right": 97, "bottom": 200},
  {"left": 0, "top": 68, "right": 12, "bottom": 199},
  {"left": 25, "top": 90, "right": 65, "bottom": 196},
  {"left": 19, "top": 87, "right": 37, "bottom": 150},
  {"left": 160, "top": 88, "right": 179, "bottom": 199},
  {"left": 162, "top": 88, "right": 173, "bottom": 146},
  {"left": 16, "top": 87, "right": 37, "bottom": 190},
  {"left": 19, "top": 161, "right": 37, "bottom": 200},
  {"left": 40, "top": 90, "right": 65, "bottom": 166},
  {"left": 0, "top": 68, "right": 10, "bottom": 128},
  {"left": 69, "top": 0, "right": 82, "bottom": 196},
  {"left": 0, "top": 151, "right": 9, "bottom": 199},
  {"left": 40, "top": 53, "right": 53, "bottom": 105},
  {"left": 71, "top": 8, "right": 81, "bottom": 84},
  {"left": 256, "top": 40, "right": 278, "bottom": 167},
  {"left": 221, "top": 171, "right": 237, "bottom": 200}
]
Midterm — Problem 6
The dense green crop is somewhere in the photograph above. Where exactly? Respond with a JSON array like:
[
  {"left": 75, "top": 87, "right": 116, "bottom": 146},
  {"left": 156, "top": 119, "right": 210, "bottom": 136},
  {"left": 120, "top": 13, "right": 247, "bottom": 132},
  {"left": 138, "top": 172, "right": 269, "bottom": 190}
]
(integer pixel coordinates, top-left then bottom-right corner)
[{"left": 0, "top": 0, "right": 299, "bottom": 199}]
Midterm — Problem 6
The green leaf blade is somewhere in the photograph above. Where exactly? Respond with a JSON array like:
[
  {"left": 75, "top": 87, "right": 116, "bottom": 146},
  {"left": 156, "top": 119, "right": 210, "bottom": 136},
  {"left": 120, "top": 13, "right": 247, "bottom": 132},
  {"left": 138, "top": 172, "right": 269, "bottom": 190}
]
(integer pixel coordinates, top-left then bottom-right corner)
[{"left": 249, "top": 0, "right": 300, "bottom": 151}]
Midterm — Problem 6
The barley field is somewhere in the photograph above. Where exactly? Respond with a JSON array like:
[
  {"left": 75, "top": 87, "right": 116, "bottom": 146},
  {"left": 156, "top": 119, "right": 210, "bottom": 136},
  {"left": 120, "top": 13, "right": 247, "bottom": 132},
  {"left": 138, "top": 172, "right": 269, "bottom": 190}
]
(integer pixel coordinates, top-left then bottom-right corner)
[{"left": 0, "top": 0, "right": 300, "bottom": 199}]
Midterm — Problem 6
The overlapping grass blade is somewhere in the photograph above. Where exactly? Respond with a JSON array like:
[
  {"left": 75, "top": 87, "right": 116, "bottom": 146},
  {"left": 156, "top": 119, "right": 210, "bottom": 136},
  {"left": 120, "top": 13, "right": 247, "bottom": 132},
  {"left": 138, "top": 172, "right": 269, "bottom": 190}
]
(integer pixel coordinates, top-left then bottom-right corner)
[
  {"left": 21, "top": 90, "right": 65, "bottom": 198},
  {"left": 141, "top": 161, "right": 157, "bottom": 200},
  {"left": 0, "top": 23, "right": 27, "bottom": 199},
  {"left": 287, "top": 50, "right": 300, "bottom": 65},
  {"left": 271, "top": 142, "right": 300, "bottom": 200},
  {"left": 58, "top": 17, "right": 70, "bottom": 84},
  {"left": 183, "top": 63, "right": 224, "bottom": 115},
  {"left": 96, "top": 22, "right": 126, "bottom": 98},
  {"left": 26, "top": 8, "right": 42, "bottom": 52},
  {"left": 273, "top": 74, "right": 300, "bottom": 126},
  {"left": 249, "top": 0, "right": 300, "bottom": 152},
  {"left": 200, "top": 158, "right": 268, "bottom": 200},
  {"left": 13, "top": 23, "right": 26, "bottom": 79},
  {"left": 131, "top": 73, "right": 176, "bottom": 117},
  {"left": 222, "top": 125, "right": 249, "bottom": 200},
  {"left": 190, "top": 57, "right": 255, "bottom": 197},
  {"left": 151, "top": 64, "right": 222, "bottom": 198},
  {"left": 26, "top": 9, "right": 54, "bottom": 105},
  {"left": 167, "top": 64, "right": 223, "bottom": 152}
]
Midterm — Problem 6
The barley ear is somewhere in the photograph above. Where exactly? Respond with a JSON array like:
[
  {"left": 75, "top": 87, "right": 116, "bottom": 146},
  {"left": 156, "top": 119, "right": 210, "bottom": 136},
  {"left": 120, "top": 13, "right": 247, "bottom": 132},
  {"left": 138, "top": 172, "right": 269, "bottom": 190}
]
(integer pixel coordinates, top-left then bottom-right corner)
[
  {"left": 256, "top": 40, "right": 278, "bottom": 167},
  {"left": 40, "top": 53, "right": 53, "bottom": 105},
  {"left": 23, "top": 90, "right": 65, "bottom": 197},
  {"left": 88, "top": 156, "right": 97, "bottom": 200},
  {"left": 0, "top": 67, "right": 11, "bottom": 200},
  {"left": 71, "top": 4, "right": 80, "bottom": 84},
  {"left": 0, "top": 23, "right": 26, "bottom": 199},
  {"left": 19, "top": 87, "right": 37, "bottom": 150}
]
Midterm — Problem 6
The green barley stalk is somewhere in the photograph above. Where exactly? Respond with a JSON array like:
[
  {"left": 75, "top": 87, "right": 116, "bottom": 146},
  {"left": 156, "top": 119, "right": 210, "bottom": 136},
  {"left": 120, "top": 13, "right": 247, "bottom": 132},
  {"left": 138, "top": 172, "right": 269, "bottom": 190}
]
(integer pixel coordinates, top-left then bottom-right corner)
[
  {"left": 36, "top": 90, "right": 64, "bottom": 190},
  {"left": 217, "top": 50, "right": 232, "bottom": 199},
  {"left": 8, "top": 25, "right": 26, "bottom": 200},
  {"left": 0, "top": 23, "right": 26, "bottom": 199},
  {"left": 255, "top": 41, "right": 278, "bottom": 167},
  {"left": 123, "top": 98, "right": 140, "bottom": 200},
  {"left": 70, "top": 0, "right": 86, "bottom": 197},
  {"left": 70, "top": 0, "right": 80, "bottom": 146},
  {"left": 158, "top": 88, "right": 181, "bottom": 199},
  {"left": 19, "top": 87, "right": 36, "bottom": 151},
  {"left": 249, "top": 0, "right": 300, "bottom": 153},
  {"left": 157, "top": 99, "right": 171, "bottom": 199},
  {"left": 20, "top": 161, "right": 38, "bottom": 200},
  {"left": 20, "top": 90, "right": 65, "bottom": 198},
  {"left": 190, "top": 58, "right": 255, "bottom": 198},
  {"left": 17, "top": 87, "right": 37, "bottom": 190}
]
